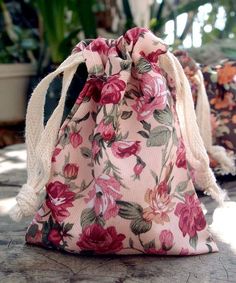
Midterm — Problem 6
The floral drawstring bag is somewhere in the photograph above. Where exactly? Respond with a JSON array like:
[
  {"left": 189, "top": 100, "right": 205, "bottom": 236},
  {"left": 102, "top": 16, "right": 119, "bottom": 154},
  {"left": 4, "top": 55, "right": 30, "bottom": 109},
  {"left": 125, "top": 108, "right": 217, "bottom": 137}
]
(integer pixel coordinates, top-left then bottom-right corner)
[{"left": 10, "top": 28, "right": 226, "bottom": 255}]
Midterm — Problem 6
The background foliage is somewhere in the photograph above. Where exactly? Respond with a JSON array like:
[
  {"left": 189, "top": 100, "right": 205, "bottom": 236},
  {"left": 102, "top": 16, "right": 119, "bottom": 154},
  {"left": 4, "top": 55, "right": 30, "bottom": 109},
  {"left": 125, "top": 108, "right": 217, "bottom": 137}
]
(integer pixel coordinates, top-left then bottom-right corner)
[{"left": 0, "top": 0, "right": 235, "bottom": 67}]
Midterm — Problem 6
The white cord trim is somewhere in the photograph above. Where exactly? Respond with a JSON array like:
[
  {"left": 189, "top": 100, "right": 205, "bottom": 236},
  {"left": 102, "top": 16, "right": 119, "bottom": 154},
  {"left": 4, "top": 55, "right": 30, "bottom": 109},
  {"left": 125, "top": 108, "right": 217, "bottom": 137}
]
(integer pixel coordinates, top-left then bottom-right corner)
[
  {"left": 9, "top": 52, "right": 85, "bottom": 222},
  {"left": 159, "top": 52, "right": 226, "bottom": 205},
  {"left": 195, "top": 69, "right": 235, "bottom": 176}
]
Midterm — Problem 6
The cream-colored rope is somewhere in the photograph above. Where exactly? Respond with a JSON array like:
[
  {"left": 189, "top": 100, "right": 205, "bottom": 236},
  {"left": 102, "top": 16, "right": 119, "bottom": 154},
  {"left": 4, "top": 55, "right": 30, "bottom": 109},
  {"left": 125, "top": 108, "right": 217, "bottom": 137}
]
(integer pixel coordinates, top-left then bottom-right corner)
[
  {"left": 159, "top": 52, "right": 226, "bottom": 204},
  {"left": 10, "top": 52, "right": 85, "bottom": 222},
  {"left": 195, "top": 69, "right": 235, "bottom": 176}
]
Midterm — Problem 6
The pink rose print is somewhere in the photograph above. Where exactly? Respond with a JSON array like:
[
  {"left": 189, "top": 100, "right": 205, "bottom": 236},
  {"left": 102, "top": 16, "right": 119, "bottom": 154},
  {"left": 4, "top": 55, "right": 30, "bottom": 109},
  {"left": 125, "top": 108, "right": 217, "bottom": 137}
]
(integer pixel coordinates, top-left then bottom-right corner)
[
  {"left": 174, "top": 193, "right": 206, "bottom": 238},
  {"left": 46, "top": 181, "right": 75, "bottom": 222},
  {"left": 143, "top": 181, "right": 175, "bottom": 225},
  {"left": 63, "top": 163, "right": 79, "bottom": 179},
  {"left": 70, "top": 131, "right": 83, "bottom": 148},
  {"left": 140, "top": 73, "right": 168, "bottom": 108},
  {"left": 100, "top": 75, "right": 126, "bottom": 104},
  {"left": 52, "top": 148, "right": 62, "bottom": 163},
  {"left": 92, "top": 140, "right": 100, "bottom": 158},
  {"left": 111, "top": 141, "right": 141, "bottom": 158},
  {"left": 77, "top": 224, "right": 126, "bottom": 254},
  {"left": 133, "top": 163, "right": 145, "bottom": 176},
  {"left": 159, "top": 230, "right": 174, "bottom": 251},
  {"left": 144, "top": 230, "right": 174, "bottom": 255},
  {"left": 85, "top": 174, "right": 122, "bottom": 220},
  {"left": 124, "top": 27, "right": 148, "bottom": 45},
  {"left": 132, "top": 73, "right": 167, "bottom": 120},
  {"left": 179, "top": 248, "right": 189, "bottom": 256},
  {"left": 97, "top": 120, "right": 115, "bottom": 141},
  {"left": 48, "top": 228, "right": 63, "bottom": 246},
  {"left": 176, "top": 138, "right": 187, "bottom": 169}
]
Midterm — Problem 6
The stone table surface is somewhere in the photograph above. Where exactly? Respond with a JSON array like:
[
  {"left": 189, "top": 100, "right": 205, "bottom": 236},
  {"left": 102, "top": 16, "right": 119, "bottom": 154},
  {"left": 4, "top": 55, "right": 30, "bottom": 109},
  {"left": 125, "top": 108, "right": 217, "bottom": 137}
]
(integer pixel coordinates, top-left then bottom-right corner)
[{"left": 0, "top": 144, "right": 236, "bottom": 283}]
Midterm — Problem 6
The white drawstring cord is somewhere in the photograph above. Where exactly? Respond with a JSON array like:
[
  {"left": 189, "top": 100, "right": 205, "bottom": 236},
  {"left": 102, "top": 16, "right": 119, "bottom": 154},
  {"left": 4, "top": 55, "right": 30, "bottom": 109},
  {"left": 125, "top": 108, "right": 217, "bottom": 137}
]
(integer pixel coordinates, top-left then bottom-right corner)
[
  {"left": 159, "top": 52, "right": 226, "bottom": 205},
  {"left": 10, "top": 52, "right": 85, "bottom": 222},
  {"left": 195, "top": 69, "right": 235, "bottom": 176}
]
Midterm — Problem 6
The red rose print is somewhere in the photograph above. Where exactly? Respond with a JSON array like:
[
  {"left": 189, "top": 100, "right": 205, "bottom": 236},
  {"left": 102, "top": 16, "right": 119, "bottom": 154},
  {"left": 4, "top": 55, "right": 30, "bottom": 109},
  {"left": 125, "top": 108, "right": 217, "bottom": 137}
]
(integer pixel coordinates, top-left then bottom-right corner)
[
  {"left": 111, "top": 141, "right": 141, "bottom": 158},
  {"left": 73, "top": 38, "right": 108, "bottom": 56},
  {"left": 70, "top": 131, "right": 83, "bottom": 148},
  {"left": 159, "top": 230, "right": 174, "bottom": 250},
  {"left": 48, "top": 228, "right": 62, "bottom": 246},
  {"left": 174, "top": 193, "right": 206, "bottom": 238},
  {"left": 100, "top": 75, "right": 126, "bottom": 104},
  {"left": 77, "top": 224, "right": 125, "bottom": 254},
  {"left": 52, "top": 148, "right": 62, "bottom": 162},
  {"left": 143, "top": 181, "right": 175, "bottom": 225},
  {"left": 76, "top": 78, "right": 103, "bottom": 105},
  {"left": 46, "top": 181, "right": 75, "bottom": 222},
  {"left": 140, "top": 49, "right": 167, "bottom": 63},
  {"left": 97, "top": 120, "right": 115, "bottom": 141},
  {"left": 144, "top": 246, "right": 168, "bottom": 255},
  {"left": 124, "top": 27, "right": 148, "bottom": 45},
  {"left": 85, "top": 174, "right": 122, "bottom": 220},
  {"left": 63, "top": 163, "right": 79, "bottom": 179},
  {"left": 176, "top": 138, "right": 187, "bottom": 169},
  {"left": 88, "top": 38, "right": 109, "bottom": 55}
]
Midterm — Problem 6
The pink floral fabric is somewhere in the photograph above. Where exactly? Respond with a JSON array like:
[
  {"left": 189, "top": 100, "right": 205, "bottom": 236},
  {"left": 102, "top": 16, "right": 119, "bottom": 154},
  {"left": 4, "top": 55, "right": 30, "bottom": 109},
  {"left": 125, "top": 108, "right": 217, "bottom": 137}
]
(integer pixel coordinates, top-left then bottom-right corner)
[{"left": 25, "top": 28, "right": 218, "bottom": 255}]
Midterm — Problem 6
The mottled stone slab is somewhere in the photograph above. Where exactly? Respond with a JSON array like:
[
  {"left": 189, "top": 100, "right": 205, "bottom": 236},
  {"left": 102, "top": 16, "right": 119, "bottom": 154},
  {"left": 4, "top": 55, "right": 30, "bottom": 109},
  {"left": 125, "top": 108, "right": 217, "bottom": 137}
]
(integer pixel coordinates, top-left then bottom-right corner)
[{"left": 0, "top": 144, "right": 236, "bottom": 283}]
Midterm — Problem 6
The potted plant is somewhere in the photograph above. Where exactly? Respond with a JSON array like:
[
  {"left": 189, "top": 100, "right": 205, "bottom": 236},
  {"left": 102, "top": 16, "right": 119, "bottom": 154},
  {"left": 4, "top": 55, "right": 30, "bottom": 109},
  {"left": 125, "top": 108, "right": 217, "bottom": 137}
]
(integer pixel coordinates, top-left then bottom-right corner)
[
  {"left": 0, "top": 0, "right": 38, "bottom": 123},
  {"left": 31, "top": 0, "right": 96, "bottom": 122}
]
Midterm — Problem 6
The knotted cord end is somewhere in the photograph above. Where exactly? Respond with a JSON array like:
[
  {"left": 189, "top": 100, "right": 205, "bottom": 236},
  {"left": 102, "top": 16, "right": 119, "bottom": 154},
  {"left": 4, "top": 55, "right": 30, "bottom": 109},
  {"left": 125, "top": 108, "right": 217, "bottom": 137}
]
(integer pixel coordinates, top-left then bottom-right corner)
[{"left": 9, "top": 184, "right": 42, "bottom": 222}]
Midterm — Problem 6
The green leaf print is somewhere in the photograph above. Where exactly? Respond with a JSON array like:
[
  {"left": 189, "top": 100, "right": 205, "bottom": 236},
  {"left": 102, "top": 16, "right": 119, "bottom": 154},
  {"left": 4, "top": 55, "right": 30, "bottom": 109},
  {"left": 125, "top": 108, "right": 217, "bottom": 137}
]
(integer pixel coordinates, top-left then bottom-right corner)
[
  {"left": 121, "top": 111, "right": 133, "bottom": 120},
  {"left": 136, "top": 57, "right": 152, "bottom": 74},
  {"left": 146, "top": 126, "right": 171, "bottom": 147},
  {"left": 130, "top": 217, "right": 152, "bottom": 235},
  {"left": 153, "top": 105, "right": 172, "bottom": 126},
  {"left": 143, "top": 239, "right": 156, "bottom": 250},
  {"left": 116, "top": 200, "right": 143, "bottom": 219},
  {"left": 175, "top": 180, "right": 189, "bottom": 194},
  {"left": 189, "top": 234, "right": 198, "bottom": 250},
  {"left": 172, "top": 127, "right": 178, "bottom": 146},
  {"left": 140, "top": 120, "right": 151, "bottom": 132},
  {"left": 80, "top": 208, "right": 105, "bottom": 229},
  {"left": 80, "top": 147, "right": 92, "bottom": 159},
  {"left": 138, "top": 131, "right": 149, "bottom": 139}
]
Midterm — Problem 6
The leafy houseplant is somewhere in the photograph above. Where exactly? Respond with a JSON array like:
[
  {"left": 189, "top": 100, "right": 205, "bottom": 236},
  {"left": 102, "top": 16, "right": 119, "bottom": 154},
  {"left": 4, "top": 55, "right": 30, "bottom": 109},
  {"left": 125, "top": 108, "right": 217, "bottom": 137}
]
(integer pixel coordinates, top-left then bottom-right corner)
[
  {"left": 31, "top": 0, "right": 96, "bottom": 122},
  {"left": 0, "top": 0, "right": 38, "bottom": 123}
]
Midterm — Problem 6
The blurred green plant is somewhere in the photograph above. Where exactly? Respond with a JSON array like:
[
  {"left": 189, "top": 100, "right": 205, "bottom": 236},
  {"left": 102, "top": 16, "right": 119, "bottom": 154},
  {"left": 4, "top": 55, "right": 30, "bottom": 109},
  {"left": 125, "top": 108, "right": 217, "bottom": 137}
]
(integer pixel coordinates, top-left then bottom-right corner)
[
  {"left": 0, "top": 0, "right": 38, "bottom": 63},
  {"left": 32, "top": 0, "right": 97, "bottom": 65}
]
